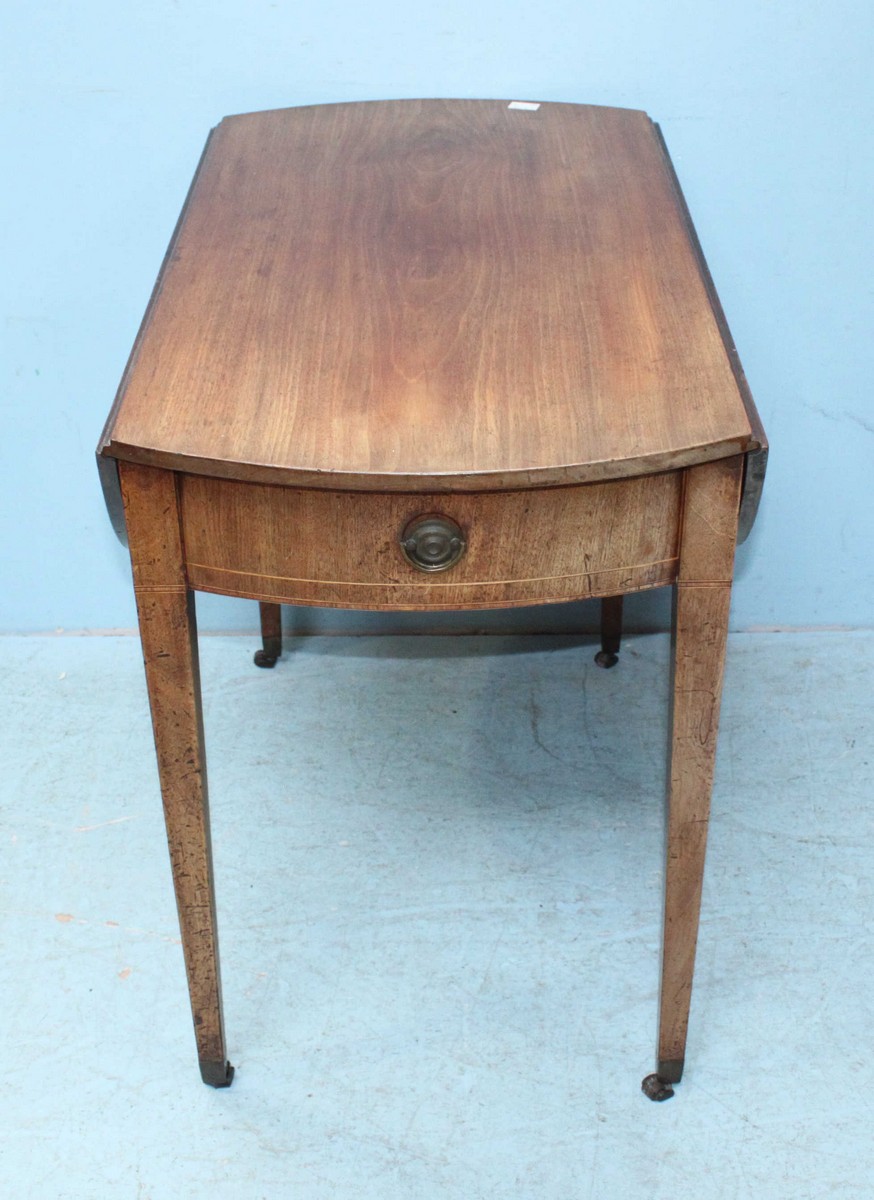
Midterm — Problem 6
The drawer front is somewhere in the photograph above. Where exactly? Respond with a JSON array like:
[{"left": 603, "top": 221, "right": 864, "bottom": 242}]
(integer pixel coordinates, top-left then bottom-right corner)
[{"left": 180, "top": 473, "right": 682, "bottom": 610}]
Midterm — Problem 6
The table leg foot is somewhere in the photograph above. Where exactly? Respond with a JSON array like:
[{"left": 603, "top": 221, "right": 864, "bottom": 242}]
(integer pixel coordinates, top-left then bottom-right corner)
[
  {"left": 641, "top": 1073, "right": 675, "bottom": 1102},
  {"left": 594, "top": 649, "right": 619, "bottom": 669},
  {"left": 595, "top": 595, "right": 623, "bottom": 668},
  {"left": 658, "top": 1057, "right": 684, "bottom": 1083},
  {"left": 255, "top": 601, "right": 282, "bottom": 668},
  {"left": 199, "top": 1059, "right": 235, "bottom": 1088}
]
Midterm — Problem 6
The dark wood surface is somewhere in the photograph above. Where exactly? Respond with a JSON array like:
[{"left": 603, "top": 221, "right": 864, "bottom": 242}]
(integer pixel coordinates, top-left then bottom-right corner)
[{"left": 100, "top": 99, "right": 760, "bottom": 492}]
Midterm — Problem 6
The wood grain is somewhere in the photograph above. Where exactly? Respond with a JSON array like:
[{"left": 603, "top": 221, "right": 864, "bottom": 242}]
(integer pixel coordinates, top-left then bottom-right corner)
[
  {"left": 101, "top": 99, "right": 758, "bottom": 491},
  {"left": 179, "top": 472, "right": 683, "bottom": 610},
  {"left": 119, "top": 461, "right": 232, "bottom": 1086},
  {"left": 657, "top": 455, "right": 743, "bottom": 1082}
]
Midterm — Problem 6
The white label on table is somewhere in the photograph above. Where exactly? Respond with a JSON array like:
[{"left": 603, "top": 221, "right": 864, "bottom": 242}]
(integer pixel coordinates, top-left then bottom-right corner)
[{"left": 508, "top": 101, "right": 540, "bottom": 111}]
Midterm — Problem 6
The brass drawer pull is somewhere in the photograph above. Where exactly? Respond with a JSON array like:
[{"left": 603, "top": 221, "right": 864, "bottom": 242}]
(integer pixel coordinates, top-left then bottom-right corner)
[{"left": 399, "top": 514, "right": 466, "bottom": 572}]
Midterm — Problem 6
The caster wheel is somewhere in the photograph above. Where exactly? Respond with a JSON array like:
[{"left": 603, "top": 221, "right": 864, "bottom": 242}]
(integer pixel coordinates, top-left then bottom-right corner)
[
  {"left": 594, "top": 650, "right": 619, "bottom": 669},
  {"left": 641, "top": 1074, "right": 675, "bottom": 1102},
  {"left": 254, "top": 650, "right": 278, "bottom": 668}
]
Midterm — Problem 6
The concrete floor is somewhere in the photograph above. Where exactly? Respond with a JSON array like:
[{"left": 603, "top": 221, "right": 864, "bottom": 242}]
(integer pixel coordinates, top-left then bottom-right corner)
[{"left": 1, "top": 630, "right": 872, "bottom": 1198}]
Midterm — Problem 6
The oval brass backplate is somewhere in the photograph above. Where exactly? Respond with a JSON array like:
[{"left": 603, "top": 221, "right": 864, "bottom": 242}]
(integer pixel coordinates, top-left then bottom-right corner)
[{"left": 399, "top": 514, "right": 467, "bottom": 573}]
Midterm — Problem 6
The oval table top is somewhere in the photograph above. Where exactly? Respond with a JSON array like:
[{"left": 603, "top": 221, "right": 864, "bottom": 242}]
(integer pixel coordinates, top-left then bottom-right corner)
[{"left": 100, "top": 98, "right": 762, "bottom": 492}]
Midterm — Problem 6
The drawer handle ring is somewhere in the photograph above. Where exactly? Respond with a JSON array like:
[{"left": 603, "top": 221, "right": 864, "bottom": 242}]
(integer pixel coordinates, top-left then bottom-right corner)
[{"left": 399, "top": 514, "right": 467, "bottom": 573}]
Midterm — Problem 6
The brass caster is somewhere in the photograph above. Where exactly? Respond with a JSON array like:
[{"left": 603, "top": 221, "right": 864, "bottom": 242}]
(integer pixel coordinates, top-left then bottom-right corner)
[
  {"left": 594, "top": 649, "right": 619, "bottom": 669},
  {"left": 200, "top": 1059, "right": 235, "bottom": 1088},
  {"left": 641, "top": 1073, "right": 674, "bottom": 1102}
]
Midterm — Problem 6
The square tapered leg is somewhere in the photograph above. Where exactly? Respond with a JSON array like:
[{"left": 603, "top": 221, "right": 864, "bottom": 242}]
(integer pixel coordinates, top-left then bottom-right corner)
[
  {"left": 120, "top": 462, "right": 233, "bottom": 1087},
  {"left": 646, "top": 457, "right": 742, "bottom": 1100}
]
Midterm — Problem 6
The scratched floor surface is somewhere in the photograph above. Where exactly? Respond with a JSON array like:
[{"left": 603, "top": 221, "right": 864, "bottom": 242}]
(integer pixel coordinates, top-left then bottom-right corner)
[{"left": 1, "top": 631, "right": 872, "bottom": 1198}]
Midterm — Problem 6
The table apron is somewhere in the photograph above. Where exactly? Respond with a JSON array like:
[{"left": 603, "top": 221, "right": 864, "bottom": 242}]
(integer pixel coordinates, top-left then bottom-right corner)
[{"left": 178, "top": 472, "right": 683, "bottom": 610}]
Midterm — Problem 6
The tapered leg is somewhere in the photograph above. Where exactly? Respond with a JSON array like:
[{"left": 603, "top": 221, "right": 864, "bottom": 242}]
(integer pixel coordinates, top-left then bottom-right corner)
[
  {"left": 645, "top": 457, "right": 742, "bottom": 1101},
  {"left": 653, "top": 580, "right": 733, "bottom": 1095},
  {"left": 594, "top": 595, "right": 624, "bottom": 668},
  {"left": 254, "top": 601, "right": 282, "bottom": 668},
  {"left": 120, "top": 462, "right": 233, "bottom": 1088}
]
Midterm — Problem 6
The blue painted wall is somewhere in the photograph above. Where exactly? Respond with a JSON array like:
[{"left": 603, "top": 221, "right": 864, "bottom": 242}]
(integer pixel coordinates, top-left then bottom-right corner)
[{"left": 2, "top": 1, "right": 872, "bottom": 632}]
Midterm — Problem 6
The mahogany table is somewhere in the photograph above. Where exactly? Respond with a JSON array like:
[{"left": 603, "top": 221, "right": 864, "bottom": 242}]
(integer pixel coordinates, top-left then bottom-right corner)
[{"left": 98, "top": 99, "right": 766, "bottom": 1100}]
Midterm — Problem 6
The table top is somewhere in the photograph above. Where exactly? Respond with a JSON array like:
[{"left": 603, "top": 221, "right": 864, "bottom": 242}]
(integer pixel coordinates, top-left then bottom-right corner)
[{"left": 100, "top": 99, "right": 762, "bottom": 492}]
